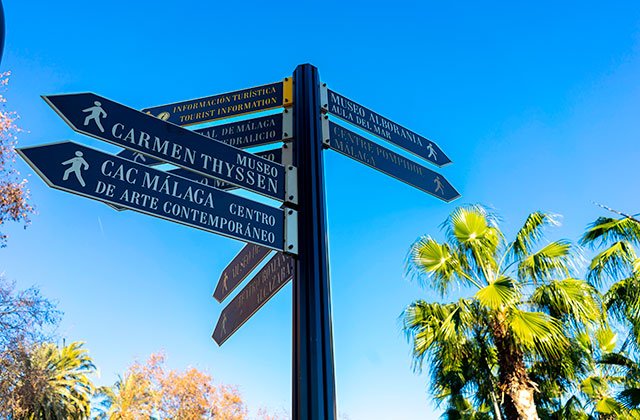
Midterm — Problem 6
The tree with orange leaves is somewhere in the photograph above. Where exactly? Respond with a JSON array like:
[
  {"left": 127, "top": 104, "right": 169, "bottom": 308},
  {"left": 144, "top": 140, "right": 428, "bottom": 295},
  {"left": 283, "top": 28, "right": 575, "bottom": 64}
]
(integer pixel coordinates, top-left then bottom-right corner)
[{"left": 94, "top": 353, "right": 247, "bottom": 420}]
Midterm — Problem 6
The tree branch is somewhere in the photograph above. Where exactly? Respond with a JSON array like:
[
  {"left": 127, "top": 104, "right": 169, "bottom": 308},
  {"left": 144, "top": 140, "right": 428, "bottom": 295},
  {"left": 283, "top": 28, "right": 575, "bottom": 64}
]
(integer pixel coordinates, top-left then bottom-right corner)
[{"left": 593, "top": 202, "right": 640, "bottom": 224}]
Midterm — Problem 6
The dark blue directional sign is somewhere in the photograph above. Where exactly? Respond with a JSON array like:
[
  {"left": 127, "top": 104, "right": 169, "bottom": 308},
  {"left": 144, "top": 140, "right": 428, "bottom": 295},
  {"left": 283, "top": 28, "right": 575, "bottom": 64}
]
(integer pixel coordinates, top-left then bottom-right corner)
[
  {"left": 142, "top": 79, "right": 293, "bottom": 126},
  {"left": 167, "top": 148, "right": 283, "bottom": 192},
  {"left": 326, "top": 89, "right": 451, "bottom": 167},
  {"left": 18, "top": 141, "right": 287, "bottom": 250},
  {"left": 116, "top": 112, "right": 291, "bottom": 165},
  {"left": 326, "top": 121, "right": 460, "bottom": 202},
  {"left": 214, "top": 243, "right": 271, "bottom": 303},
  {"left": 213, "top": 252, "right": 295, "bottom": 345},
  {"left": 43, "top": 93, "right": 286, "bottom": 201}
]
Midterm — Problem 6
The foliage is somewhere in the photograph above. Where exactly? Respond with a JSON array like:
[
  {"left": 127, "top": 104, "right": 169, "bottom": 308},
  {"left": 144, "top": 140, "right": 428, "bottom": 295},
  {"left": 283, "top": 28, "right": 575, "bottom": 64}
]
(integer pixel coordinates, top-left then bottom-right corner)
[
  {"left": 0, "top": 341, "right": 95, "bottom": 419},
  {"left": 404, "top": 205, "right": 600, "bottom": 419},
  {"left": 94, "top": 354, "right": 161, "bottom": 419},
  {"left": 0, "top": 71, "right": 34, "bottom": 246},
  {"left": 0, "top": 276, "right": 60, "bottom": 349},
  {"left": 0, "top": 276, "right": 62, "bottom": 416},
  {"left": 95, "top": 353, "right": 247, "bottom": 420},
  {"left": 579, "top": 211, "right": 640, "bottom": 418}
]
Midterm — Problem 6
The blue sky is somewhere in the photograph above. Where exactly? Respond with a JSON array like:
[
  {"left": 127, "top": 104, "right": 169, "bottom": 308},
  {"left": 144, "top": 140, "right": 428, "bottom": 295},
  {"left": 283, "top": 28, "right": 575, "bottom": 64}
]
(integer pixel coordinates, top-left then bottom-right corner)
[{"left": 2, "top": 1, "right": 640, "bottom": 418}]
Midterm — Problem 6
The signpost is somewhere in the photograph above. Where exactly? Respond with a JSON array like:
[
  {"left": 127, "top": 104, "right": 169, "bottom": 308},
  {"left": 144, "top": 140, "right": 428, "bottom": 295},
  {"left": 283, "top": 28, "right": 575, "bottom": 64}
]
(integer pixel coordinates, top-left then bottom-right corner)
[
  {"left": 24, "top": 66, "right": 461, "bottom": 420},
  {"left": 142, "top": 79, "right": 293, "bottom": 126},
  {"left": 325, "top": 89, "right": 451, "bottom": 167},
  {"left": 214, "top": 243, "right": 271, "bottom": 303},
  {"left": 212, "top": 252, "right": 295, "bottom": 345},
  {"left": 325, "top": 121, "right": 460, "bottom": 202},
  {"left": 44, "top": 93, "right": 289, "bottom": 201},
  {"left": 18, "top": 141, "right": 288, "bottom": 251}
]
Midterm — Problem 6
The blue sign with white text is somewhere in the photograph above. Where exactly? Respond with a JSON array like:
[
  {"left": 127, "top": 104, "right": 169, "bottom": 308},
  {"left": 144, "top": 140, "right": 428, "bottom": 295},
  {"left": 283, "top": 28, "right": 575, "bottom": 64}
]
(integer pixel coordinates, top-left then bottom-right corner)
[
  {"left": 43, "top": 93, "right": 286, "bottom": 200},
  {"left": 18, "top": 141, "right": 286, "bottom": 250},
  {"left": 327, "top": 121, "right": 460, "bottom": 202}
]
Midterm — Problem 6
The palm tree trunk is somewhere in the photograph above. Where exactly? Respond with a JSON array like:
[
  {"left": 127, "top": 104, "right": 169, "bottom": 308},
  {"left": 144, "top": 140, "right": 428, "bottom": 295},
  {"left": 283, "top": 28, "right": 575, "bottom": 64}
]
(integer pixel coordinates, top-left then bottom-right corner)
[
  {"left": 493, "top": 315, "right": 540, "bottom": 420},
  {"left": 490, "top": 391, "right": 504, "bottom": 420}
]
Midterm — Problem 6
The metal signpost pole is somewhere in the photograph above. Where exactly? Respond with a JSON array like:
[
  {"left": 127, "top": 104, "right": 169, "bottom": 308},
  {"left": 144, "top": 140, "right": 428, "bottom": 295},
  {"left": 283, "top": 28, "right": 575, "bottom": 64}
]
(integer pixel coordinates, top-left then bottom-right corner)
[
  {"left": 22, "top": 62, "right": 458, "bottom": 419},
  {"left": 291, "top": 64, "right": 337, "bottom": 420}
]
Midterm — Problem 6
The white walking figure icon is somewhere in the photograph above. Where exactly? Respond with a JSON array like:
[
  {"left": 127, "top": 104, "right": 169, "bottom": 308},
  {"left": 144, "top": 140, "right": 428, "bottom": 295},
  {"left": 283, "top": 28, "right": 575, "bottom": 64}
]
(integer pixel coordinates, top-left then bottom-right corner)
[
  {"left": 427, "top": 143, "right": 437, "bottom": 161},
  {"left": 62, "top": 151, "right": 89, "bottom": 187},
  {"left": 434, "top": 176, "right": 444, "bottom": 195},
  {"left": 221, "top": 313, "right": 228, "bottom": 334},
  {"left": 82, "top": 101, "right": 107, "bottom": 133},
  {"left": 222, "top": 273, "right": 228, "bottom": 291}
]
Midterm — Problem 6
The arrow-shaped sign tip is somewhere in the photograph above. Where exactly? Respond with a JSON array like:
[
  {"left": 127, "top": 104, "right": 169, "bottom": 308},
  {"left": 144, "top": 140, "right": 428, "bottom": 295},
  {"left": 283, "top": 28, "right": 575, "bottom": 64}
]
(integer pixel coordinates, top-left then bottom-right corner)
[{"left": 212, "top": 321, "right": 226, "bottom": 347}]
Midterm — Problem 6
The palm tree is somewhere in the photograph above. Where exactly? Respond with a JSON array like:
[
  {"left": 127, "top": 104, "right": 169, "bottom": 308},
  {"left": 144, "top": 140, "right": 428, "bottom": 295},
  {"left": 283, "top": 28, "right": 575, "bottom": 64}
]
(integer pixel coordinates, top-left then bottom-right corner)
[
  {"left": 94, "top": 371, "right": 158, "bottom": 419},
  {"left": 11, "top": 341, "right": 95, "bottom": 419},
  {"left": 581, "top": 214, "right": 640, "bottom": 347},
  {"left": 404, "top": 205, "right": 600, "bottom": 419},
  {"left": 581, "top": 211, "right": 640, "bottom": 418}
]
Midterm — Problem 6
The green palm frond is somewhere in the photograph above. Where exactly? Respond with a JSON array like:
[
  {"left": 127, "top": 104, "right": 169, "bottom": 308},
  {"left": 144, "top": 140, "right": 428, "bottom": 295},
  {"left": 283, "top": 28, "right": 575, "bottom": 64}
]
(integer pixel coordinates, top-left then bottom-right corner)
[
  {"left": 544, "top": 395, "right": 591, "bottom": 420},
  {"left": 598, "top": 352, "right": 639, "bottom": 375},
  {"left": 474, "top": 276, "right": 519, "bottom": 310},
  {"left": 581, "top": 217, "right": 640, "bottom": 248},
  {"left": 403, "top": 299, "right": 478, "bottom": 372},
  {"left": 507, "top": 309, "right": 567, "bottom": 358},
  {"left": 510, "top": 211, "right": 560, "bottom": 259},
  {"left": 517, "top": 240, "right": 574, "bottom": 283},
  {"left": 446, "top": 206, "right": 502, "bottom": 266},
  {"left": 409, "top": 236, "right": 474, "bottom": 293},
  {"left": 594, "top": 328, "right": 618, "bottom": 354},
  {"left": 530, "top": 278, "right": 600, "bottom": 323},
  {"left": 595, "top": 397, "right": 626, "bottom": 415},
  {"left": 19, "top": 341, "right": 96, "bottom": 419},
  {"left": 604, "top": 276, "right": 640, "bottom": 322},
  {"left": 581, "top": 376, "right": 609, "bottom": 399},
  {"left": 587, "top": 241, "right": 637, "bottom": 286}
]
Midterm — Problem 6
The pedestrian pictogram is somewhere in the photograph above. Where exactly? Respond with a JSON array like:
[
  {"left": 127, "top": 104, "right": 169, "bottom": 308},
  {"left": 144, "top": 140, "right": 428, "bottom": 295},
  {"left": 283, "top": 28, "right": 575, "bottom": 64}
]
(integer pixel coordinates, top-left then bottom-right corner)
[
  {"left": 427, "top": 143, "right": 437, "bottom": 161},
  {"left": 61, "top": 151, "right": 89, "bottom": 187},
  {"left": 82, "top": 101, "right": 107, "bottom": 132},
  {"left": 213, "top": 243, "right": 271, "bottom": 302},
  {"left": 434, "top": 176, "right": 444, "bottom": 195}
]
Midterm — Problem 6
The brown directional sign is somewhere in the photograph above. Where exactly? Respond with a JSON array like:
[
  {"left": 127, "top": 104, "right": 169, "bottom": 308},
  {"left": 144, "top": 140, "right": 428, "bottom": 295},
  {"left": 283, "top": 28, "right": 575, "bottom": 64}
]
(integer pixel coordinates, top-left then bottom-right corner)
[
  {"left": 142, "top": 79, "right": 293, "bottom": 126},
  {"left": 214, "top": 243, "right": 271, "bottom": 303},
  {"left": 326, "top": 89, "right": 451, "bottom": 167},
  {"left": 213, "top": 252, "right": 295, "bottom": 346},
  {"left": 326, "top": 121, "right": 460, "bottom": 202}
]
